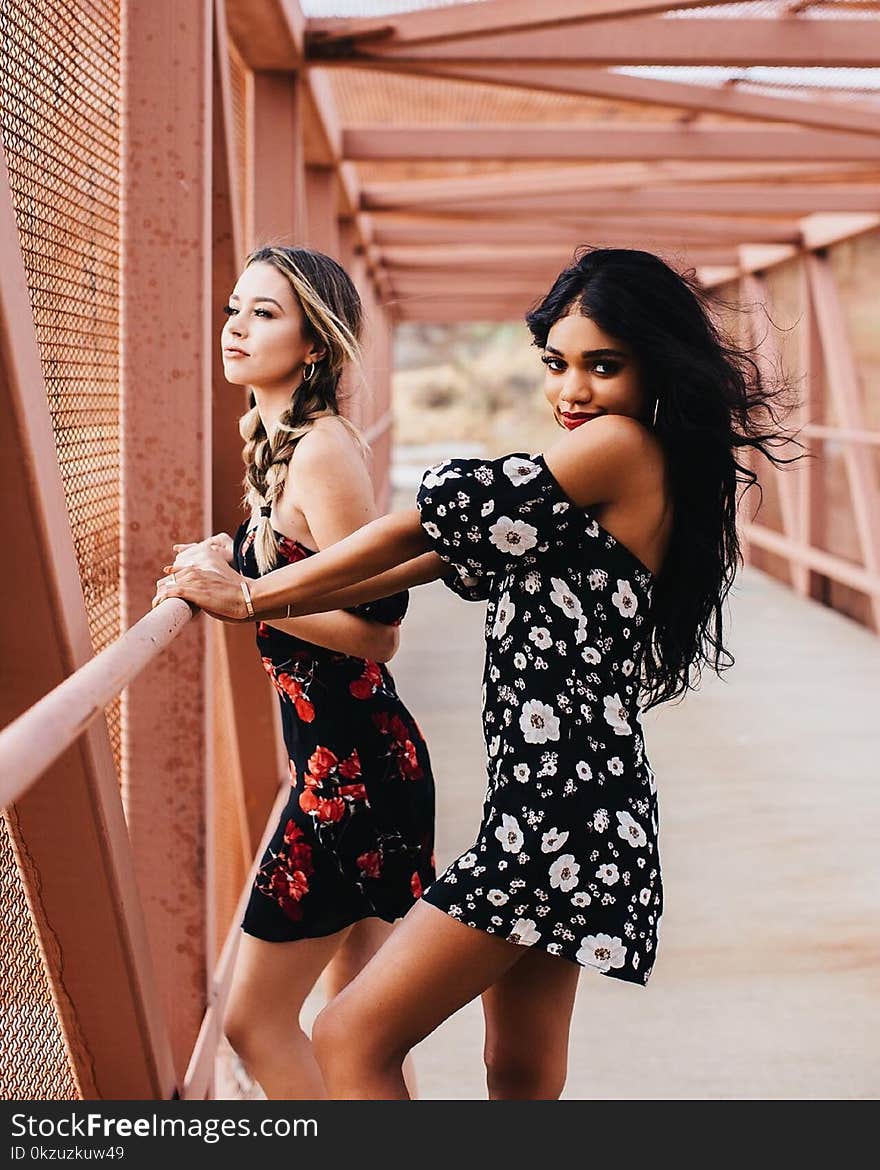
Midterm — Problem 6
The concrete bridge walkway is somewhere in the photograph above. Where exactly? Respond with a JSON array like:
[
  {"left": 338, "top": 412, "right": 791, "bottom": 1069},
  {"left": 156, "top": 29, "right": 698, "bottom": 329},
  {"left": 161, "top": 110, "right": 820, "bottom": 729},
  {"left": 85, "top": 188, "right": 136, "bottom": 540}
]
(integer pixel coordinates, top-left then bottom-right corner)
[
  {"left": 384, "top": 566, "right": 880, "bottom": 1100},
  {"left": 221, "top": 561, "right": 878, "bottom": 1100}
]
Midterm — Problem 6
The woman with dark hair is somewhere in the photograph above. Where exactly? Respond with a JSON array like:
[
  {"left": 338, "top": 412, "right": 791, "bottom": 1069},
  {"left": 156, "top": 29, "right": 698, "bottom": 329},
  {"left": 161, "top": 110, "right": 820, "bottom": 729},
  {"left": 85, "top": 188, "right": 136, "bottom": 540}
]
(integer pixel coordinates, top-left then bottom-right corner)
[
  {"left": 155, "top": 247, "right": 792, "bottom": 1099},
  {"left": 170, "top": 244, "right": 435, "bottom": 1099}
]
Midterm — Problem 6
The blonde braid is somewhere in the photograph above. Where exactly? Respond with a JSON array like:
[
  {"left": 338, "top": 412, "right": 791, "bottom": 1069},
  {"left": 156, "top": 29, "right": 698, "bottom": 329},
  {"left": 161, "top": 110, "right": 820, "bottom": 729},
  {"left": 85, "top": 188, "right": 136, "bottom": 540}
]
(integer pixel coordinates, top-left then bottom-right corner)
[{"left": 241, "top": 388, "right": 365, "bottom": 574}]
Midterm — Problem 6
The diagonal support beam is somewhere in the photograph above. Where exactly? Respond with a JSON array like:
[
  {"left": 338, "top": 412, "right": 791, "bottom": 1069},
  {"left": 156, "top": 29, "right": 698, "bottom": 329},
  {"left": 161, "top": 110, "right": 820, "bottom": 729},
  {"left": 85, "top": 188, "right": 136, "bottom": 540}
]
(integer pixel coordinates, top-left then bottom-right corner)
[
  {"left": 317, "top": 19, "right": 880, "bottom": 68},
  {"left": 307, "top": 1, "right": 726, "bottom": 49},
  {"left": 374, "top": 61, "right": 880, "bottom": 138}
]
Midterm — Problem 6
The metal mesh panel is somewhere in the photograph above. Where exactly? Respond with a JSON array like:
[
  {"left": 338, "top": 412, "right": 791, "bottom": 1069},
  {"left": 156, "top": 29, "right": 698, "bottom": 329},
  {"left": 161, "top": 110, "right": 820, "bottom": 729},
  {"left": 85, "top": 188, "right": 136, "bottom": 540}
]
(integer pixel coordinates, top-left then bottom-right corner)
[
  {"left": 0, "top": 812, "right": 80, "bottom": 1100},
  {"left": 330, "top": 67, "right": 692, "bottom": 126},
  {"left": 0, "top": 0, "right": 123, "bottom": 772}
]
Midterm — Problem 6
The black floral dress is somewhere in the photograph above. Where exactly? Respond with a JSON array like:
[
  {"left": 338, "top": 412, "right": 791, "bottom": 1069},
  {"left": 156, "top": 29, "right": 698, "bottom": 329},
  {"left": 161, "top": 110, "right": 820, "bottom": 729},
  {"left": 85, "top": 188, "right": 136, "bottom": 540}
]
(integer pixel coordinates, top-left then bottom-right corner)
[
  {"left": 416, "top": 453, "right": 662, "bottom": 985},
  {"left": 234, "top": 519, "right": 435, "bottom": 942}
]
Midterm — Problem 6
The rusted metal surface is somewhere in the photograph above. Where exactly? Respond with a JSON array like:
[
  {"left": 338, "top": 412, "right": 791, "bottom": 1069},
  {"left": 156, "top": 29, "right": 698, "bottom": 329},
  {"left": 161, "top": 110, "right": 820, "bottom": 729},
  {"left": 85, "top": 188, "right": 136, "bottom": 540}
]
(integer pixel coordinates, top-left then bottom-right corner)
[
  {"left": 249, "top": 70, "right": 306, "bottom": 247},
  {"left": 306, "top": 164, "right": 341, "bottom": 257},
  {"left": 120, "top": 0, "right": 215, "bottom": 1081},
  {"left": 0, "top": 137, "right": 175, "bottom": 1100},
  {"left": 212, "top": 2, "right": 288, "bottom": 856}
]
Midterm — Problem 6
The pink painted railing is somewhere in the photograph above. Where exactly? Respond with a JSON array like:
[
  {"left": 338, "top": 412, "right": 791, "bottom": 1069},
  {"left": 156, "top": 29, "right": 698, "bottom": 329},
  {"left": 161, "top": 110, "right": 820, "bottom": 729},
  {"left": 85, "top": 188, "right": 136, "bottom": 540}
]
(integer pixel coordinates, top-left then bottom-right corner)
[
  {"left": 733, "top": 236, "right": 880, "bottom": 631},
  {"left": 0, "top": 602, "right": 195, "bottom": 807}
]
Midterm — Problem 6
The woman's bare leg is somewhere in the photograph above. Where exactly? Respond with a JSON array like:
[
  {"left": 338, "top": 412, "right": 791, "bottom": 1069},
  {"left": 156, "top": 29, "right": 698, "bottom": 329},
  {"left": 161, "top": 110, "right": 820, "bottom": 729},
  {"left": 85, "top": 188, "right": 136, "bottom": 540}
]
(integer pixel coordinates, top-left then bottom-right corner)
[
  {"left": 223, "top": 928, "right": 350, "bottom": 1100},
  {"left": 321, "top": 917, "right": 391, "bottom": 999},
  {"left": 481, "top": 947, "right": 580, "bottom": 1099},
  {"left": 312, "top": 900, "right": 525, "bottom": 1099},
  {"left": 322, "top": 917, "right": 420, "bottom": 1097}
]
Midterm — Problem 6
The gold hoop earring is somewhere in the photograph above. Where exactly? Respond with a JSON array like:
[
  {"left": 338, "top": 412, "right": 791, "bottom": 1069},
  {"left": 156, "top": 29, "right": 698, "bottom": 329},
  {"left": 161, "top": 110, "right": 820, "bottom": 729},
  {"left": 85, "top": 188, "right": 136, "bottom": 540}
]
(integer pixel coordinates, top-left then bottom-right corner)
[{"left": 303, "top": 362, "right": 316, "bottom": 383}]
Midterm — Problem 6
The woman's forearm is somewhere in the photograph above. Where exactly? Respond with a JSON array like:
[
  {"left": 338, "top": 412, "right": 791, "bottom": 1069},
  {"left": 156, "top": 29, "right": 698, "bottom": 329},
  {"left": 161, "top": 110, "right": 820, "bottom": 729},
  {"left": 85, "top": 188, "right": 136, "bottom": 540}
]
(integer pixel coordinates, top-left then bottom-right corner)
[
  {"left": 249, "top": 509, "right": 431, "bottom": 618},
  {"left": 258, "top": 552, "right": 446, "bottom": 619},
  {"left": 262, "top": 609, "right": 398, "bottom": 661}
]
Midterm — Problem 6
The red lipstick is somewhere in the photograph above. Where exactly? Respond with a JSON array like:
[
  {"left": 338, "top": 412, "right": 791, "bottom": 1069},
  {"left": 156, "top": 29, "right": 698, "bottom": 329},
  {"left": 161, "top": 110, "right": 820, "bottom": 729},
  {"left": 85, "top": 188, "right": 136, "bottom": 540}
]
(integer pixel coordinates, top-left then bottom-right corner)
[{"left": 560, "top": 412, "right": 601, "bottom": 430}]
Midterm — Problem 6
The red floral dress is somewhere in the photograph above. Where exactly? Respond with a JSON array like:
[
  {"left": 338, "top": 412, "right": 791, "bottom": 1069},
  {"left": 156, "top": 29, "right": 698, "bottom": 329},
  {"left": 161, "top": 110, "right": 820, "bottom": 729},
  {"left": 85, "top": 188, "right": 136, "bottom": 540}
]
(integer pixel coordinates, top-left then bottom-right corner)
[{"left": 234, "top": 520, "right": 436, "bottom": 942}]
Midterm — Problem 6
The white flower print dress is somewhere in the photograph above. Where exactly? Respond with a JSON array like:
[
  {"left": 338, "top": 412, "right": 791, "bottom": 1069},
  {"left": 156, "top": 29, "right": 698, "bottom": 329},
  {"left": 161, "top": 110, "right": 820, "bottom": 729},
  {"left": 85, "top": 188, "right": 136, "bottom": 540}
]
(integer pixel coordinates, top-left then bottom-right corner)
[{"left": 417, "top": 453, "right": 663, "bottom": 986}]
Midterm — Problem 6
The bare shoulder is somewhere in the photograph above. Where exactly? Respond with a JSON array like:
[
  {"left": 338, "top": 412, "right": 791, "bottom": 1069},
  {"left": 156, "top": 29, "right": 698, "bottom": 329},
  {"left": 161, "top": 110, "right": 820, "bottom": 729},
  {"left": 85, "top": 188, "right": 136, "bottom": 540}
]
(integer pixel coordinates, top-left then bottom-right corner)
[
  {"left": 545, "top": 414, "right": 664, "bottom": 507},
  {"left": 285, "top": 416, "right": 376, "bottom": 538},
  {"left": 573, "top": 413, "right": 655, "bottom": 454},
  {"left": 291, "top": 416, "right": 367, "bottom": 477}
]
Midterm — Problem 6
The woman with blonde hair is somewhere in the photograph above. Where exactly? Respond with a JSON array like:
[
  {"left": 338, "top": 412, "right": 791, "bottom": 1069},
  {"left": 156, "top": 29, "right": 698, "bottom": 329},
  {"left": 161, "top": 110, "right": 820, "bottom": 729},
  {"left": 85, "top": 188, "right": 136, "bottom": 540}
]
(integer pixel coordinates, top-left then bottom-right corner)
[{"left": 174, "top": 244, "right": 435, "bottom": 1098}]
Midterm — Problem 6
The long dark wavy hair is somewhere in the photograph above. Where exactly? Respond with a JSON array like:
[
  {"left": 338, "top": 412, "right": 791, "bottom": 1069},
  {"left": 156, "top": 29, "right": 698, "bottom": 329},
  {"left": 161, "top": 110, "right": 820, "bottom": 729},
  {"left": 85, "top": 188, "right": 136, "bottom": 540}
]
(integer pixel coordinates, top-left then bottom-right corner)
[{"left": 526, "top": 246, "right": 797, "bottom": 709}]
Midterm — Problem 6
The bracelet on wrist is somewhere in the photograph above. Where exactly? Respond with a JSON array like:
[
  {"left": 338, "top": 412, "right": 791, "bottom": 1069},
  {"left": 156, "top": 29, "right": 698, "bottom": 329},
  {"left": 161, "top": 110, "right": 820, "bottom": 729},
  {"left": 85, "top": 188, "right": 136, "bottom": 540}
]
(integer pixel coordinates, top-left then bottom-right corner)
[{"left": 239, "top": 578, "right": 255, "bottom": 620}]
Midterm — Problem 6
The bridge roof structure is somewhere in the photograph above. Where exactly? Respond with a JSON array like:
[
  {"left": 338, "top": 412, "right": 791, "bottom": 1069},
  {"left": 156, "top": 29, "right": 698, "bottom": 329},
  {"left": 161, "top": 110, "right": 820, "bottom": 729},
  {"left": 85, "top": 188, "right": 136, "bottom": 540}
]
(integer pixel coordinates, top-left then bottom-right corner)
[{"left": 292, "top": 0, "right": 880, "bottom": 321}]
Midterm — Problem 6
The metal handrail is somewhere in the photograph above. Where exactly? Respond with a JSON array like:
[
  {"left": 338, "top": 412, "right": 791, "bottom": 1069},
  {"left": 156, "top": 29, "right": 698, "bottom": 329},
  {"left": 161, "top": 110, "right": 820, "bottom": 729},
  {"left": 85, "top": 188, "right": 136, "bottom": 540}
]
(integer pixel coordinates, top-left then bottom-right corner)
[
  {"left": 743, "top": 521, "right": 880, "bottom": 598},
  {"left": 801, "top": 424, "right": 880, "bottom": 447},
  {"left": 0, "top": 599, "right": 195, "bottom": 807}
]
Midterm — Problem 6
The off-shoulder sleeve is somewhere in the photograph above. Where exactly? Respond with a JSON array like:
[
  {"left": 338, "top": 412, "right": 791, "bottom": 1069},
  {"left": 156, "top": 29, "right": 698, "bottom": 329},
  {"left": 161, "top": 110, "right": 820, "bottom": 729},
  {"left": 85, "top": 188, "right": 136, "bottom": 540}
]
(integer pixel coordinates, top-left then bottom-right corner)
[
  {"left": 416, "top": 452, "right": 585, "bottom": 586},
  {"left": 345, "top": 590, "right": 409, "bottom": 626}
]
